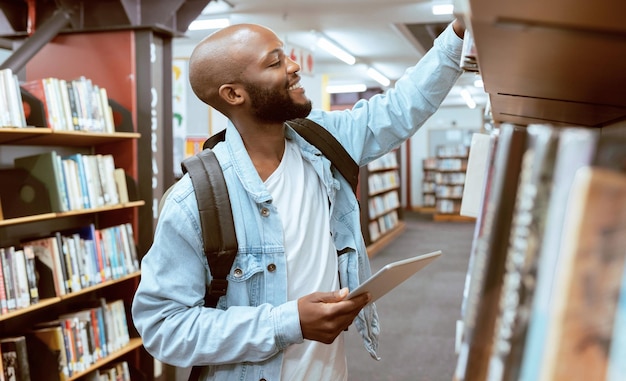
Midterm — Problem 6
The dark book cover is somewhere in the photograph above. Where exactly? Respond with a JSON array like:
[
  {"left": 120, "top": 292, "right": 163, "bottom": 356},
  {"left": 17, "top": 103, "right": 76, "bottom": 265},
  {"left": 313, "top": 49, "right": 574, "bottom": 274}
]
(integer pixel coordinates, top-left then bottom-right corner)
[
  {"left": 14, "top": 151, "right": 68, "bottom": 213},
  {"left": 1, "top": 336, "right": 31, "bottom": 381}
]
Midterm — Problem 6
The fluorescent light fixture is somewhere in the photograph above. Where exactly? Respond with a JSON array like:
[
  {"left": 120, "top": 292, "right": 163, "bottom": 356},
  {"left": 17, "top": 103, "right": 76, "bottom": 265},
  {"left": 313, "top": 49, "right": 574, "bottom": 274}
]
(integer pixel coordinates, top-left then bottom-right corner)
[
  {"left": 326, "top": 84, "right": 367, "bottom": 94},
  {"left": 474, "top": 78, "right": 484, "bottom": 88},
  {"left": 188, "top": 18, "right": 231, "bottom": 31},
  {"left": 316, "top": 36, "right": 356, "bottom": 65},
  {"left": 367, "top": 67, "right": 391, "bottom": 87},
  {"left": 460, "top": 88, "right": 476, "bottom": 109},
  {"left": 432, "top": 4, "right": 454, "bottom": 15}
]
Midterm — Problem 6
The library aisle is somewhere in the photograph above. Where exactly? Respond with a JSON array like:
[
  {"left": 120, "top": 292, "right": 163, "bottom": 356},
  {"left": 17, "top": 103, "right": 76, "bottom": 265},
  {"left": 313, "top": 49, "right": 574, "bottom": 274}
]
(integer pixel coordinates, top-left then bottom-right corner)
[{"left": 345, "top": 212, "right": 475, "bottom": 381}]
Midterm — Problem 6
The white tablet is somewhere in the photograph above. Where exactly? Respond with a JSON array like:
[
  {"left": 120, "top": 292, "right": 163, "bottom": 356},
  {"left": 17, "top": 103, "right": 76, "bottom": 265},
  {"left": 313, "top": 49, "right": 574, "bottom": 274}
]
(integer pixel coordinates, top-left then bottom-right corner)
[{"left": 347, "top": 250, "right": 442, "bottom": 304}]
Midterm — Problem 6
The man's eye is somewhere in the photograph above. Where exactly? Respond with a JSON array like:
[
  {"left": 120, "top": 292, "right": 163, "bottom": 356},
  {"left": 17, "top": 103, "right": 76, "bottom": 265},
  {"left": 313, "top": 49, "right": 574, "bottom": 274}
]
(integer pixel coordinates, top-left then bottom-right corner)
[{"left": 270, "top": 61, "right": 281, "bottom": 67}]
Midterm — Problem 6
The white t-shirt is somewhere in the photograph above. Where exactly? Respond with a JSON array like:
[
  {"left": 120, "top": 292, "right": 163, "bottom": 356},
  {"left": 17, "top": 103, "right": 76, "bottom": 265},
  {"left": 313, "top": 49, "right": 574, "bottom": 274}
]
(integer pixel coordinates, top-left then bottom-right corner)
[{"left": 265, "top": 139, "right": 347, "bottom": 381}]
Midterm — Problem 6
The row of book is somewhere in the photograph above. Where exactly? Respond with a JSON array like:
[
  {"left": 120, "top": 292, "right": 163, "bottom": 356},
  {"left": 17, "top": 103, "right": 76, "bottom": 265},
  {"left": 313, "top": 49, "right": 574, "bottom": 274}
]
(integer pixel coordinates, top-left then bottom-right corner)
[
  {"left": 367, "top": 169, "right": 399, "bottom": 195},
  {"left": 14, "top": 151, "right": 128, "bottom": 214},
  {"left": 367, "top": 190, "right": 400, "bottom": 220},
  {"left": 0, "top": 222, "right": 139, "bottom": 315},
  {"left": 368, "top": 209, "right": 399, "bottom": 243},
  {"left": 21, "top": 76, "right": 116, "bottom": 133},
  {"left": 454, "top": 123, "right": 626, "bottom": 381},
  {"left": 0, "top": 298, "right": 131, "bottom": 381},
  {"left": 367, "top": 151, "right": 398, "bottom": 171},
  {"left": 0, "top": 69, "right": 27, "bottom": 129}
]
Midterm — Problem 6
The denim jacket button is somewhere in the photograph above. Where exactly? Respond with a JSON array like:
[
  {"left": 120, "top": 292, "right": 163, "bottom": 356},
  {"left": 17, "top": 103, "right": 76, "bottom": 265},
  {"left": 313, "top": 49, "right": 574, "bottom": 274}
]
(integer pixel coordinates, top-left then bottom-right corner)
[
  {"left": 267, "top": 264, "right": 276, "bottom": 272},
  {"left": 260, "top": 207, "right": 270, "bottom": 217},
  {"left": 233, "top": 268, "right": 243, "bottom": 278}
]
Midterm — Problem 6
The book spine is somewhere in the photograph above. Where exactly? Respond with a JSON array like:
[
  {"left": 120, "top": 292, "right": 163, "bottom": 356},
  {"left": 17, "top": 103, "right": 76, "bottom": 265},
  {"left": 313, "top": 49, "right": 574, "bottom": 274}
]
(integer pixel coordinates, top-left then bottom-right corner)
[
  {"left": 0, "top": 251, "right": 8, "bottom": 314},
  {"left": 1, "top": 247, "right": 17, "bottom": 312},
  {"left": 22, "top": 246, "right": 40, "bottom": 306}
]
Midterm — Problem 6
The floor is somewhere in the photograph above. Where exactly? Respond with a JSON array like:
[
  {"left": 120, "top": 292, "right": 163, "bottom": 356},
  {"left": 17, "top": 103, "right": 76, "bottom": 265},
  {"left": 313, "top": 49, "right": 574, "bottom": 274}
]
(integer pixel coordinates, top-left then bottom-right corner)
[{"left": 345, "top": 213, "right": 475, "bottom": 381}]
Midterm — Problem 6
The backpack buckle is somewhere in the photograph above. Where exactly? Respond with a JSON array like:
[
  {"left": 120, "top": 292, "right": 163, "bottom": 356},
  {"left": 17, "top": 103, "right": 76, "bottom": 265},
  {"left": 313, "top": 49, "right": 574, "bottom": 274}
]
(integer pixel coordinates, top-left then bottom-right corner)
[{"left": 208, "top": 279, "right": 228, "bottom": 297}]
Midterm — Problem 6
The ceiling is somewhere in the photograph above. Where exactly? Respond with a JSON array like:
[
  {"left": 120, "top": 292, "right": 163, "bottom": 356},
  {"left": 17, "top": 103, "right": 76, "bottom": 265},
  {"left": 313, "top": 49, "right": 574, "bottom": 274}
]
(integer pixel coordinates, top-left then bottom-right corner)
[{"left": 174, "top": 0, "right": 488, "bottom": 108}]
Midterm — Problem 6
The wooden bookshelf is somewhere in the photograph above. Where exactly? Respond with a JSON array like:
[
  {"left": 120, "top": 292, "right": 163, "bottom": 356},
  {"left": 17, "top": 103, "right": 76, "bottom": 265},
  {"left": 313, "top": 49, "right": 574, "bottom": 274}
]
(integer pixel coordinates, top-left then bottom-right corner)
[{"left": 360, "top": 150, "right": 404, "bottom": 256}]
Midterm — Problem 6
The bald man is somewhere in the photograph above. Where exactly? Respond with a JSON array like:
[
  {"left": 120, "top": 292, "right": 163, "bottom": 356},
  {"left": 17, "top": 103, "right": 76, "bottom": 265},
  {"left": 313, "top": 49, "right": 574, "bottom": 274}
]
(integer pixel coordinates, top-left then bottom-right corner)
[{"left": 132, "top": 20, "right": 465, "bottom": 381}]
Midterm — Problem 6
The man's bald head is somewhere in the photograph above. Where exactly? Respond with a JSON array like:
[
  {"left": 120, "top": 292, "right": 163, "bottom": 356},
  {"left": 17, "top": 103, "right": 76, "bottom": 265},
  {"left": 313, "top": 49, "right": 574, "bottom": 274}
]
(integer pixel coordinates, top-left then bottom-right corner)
[{"left": 188, "top": 24, "right": 281, "bottom": 113}]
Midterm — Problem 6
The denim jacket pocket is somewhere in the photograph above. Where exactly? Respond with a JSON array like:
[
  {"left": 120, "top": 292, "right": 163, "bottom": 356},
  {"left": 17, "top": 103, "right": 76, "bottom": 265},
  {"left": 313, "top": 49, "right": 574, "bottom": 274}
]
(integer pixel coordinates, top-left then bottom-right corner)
[{"left": 220, "top": 254, "right": 266, "bottom": 308}]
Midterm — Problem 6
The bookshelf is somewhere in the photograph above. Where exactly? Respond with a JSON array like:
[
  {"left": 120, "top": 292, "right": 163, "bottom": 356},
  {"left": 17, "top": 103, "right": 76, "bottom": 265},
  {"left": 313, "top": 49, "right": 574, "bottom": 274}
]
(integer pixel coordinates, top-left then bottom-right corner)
[
  {"left": 0, "top": 124, "right": 144, "bottom": 379},
  {"left": 420, "top": 157, "right": 437, "bottom": 213},
  {"left": 432, "top": 144, "right": 474, "bottom": 222},
  {"left": 0, "top": 1, "right": 209, "bottom": 379},
  {"left": 453, "top": 1, "right": 626, "bottom": 380},
  {"left": 360, "top": 150, "right": 406, "bottom": 257}
]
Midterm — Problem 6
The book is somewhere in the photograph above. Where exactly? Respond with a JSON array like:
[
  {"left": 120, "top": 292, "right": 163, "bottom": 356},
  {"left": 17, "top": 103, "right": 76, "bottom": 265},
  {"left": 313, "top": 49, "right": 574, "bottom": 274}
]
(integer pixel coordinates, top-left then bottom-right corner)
[
  {"left": 539, "top": 167, "right": 626, "bottom": 381},
  {"left": 22, "top": 236, "right": 67, "bottom": 297},
  {"left": 14, "top": 151, "right": 69, "bottom": 213},
  {"left": 454, "top": 124, "right": 527, "bottom": 381},
  {"left": 460, "top": 130, "right": 499, "bottom": 321},
  {"left": 21, "top": 78, "right": 59, "bottom": 130},
  {"left": 113, "top": 168, "right": 129, "bottom": 204},
  {"left": 0, "top": 250, "right": 7, "bottom": 314},
  {"left": 22, "top": 246, "right": 40, "bottom": 306},
  {"left": 0, "top": 247, "right": 17, "bottom": 312},
  {"left": 11, "top": 248, "right": 31, "bottom": 310},
  {"left": 0, "top": 69, "right": 26, "bottom": 128},
  {"left": 519, "top": 127, "right": 601, "bottom": 381},
  {"left": 460, "top": 132, "right": 492, "bottom": 218},
  {"left": 29, "top": 325, "right": 70, "bottom": 380},
  {"left": 65, "top": 153, "right": 91, "bottom": 209},
  {"left": 486, "top": 124, "right": 560, "bottom": 381},
  {"left": 0, "top": 336, "right": 31, "bottom": 381}
]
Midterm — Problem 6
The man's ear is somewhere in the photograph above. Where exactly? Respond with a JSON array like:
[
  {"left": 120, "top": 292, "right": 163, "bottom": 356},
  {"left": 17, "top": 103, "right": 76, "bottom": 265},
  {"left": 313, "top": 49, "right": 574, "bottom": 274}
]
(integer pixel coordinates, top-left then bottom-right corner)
[{"left": 218, "top": 84, "right": 245, "bottom": 106}]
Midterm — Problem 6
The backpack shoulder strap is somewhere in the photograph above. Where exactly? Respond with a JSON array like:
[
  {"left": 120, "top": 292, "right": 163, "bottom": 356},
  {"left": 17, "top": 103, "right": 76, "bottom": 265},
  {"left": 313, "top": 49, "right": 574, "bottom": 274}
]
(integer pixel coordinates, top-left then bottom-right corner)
[
  {"left": 181, "top": 149, "right": 238, "bottom": 309},
  {"left": 287, "top": 118, "right": 359, "bottom": 194},
  {"left": 203, "top": 128, "right": 226, "bottom": 150}
]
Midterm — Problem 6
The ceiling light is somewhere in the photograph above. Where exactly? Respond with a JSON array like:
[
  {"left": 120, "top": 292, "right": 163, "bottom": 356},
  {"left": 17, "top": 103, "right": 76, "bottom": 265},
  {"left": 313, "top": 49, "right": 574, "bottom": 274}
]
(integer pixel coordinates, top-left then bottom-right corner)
[
  {"left": 473, "top": 78, "right": 484, "bottom": 88},
  {"left": 367, "top": 67, "right": 391, "bottom": 87},
  {"left": 460, "top": 88, "right": 476, "bottom": 109},
  {"left": 316, "top": 36, "right": 356, "bottom": 65},
  {"left": 326, "top": 84, "right": 367, "bottom": 94},
  {"left": 188, "top": 18, "right": 231, "bottom": 31},
  {"left": 432, "top": 4, "right": 454, "bottom": 15}
]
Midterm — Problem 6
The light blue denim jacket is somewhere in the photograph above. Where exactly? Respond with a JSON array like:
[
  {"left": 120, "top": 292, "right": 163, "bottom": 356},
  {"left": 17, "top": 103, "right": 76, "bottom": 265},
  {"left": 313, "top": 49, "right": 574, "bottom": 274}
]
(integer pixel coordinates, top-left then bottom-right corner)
[{"left": 132, "top": 23, "right": 462, "bottom": 381}]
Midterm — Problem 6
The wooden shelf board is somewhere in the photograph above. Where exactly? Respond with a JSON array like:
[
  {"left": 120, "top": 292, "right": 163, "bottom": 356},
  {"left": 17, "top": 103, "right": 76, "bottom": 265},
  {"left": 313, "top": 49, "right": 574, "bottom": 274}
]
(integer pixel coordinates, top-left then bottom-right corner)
[
  {"left": 433, "top": 214, "right": 476, "bottom": 223},
  {"left": 0, "top": 272, "right": 141, "bottom": 323},
  {"left": 0, "top": 201, "right": 145, "bottom": 227},
  {"left": 68, "top": 337, "right": 143, "bottom": 381},
  {"left": 0, "top": 128, "right": 140, "bottom": 146}
]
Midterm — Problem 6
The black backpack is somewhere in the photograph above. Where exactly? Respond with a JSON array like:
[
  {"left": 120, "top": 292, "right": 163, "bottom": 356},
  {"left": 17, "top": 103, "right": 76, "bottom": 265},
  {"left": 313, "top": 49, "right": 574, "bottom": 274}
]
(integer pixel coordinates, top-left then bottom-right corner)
[{"left": 176, "top": 118, "right": 359, "bottom": 381}]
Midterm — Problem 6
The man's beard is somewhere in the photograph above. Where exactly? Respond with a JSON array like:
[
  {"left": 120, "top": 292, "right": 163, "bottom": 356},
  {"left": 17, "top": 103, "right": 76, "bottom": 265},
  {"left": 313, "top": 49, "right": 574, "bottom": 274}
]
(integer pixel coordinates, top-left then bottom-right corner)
[{"left": 245, "top": 82, "right": 312, "bottom": 123}]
